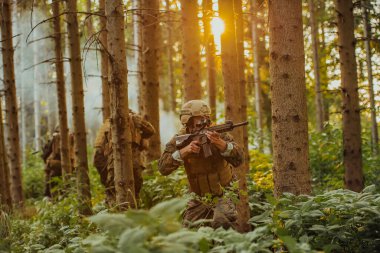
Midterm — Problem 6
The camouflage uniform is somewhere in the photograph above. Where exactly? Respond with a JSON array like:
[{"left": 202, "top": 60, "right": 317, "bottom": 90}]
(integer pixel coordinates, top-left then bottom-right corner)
[
  {"left": 42, "top": 130, "right": 74, "bottom": 197},
  {"left": 93, "top": 111, "right": 155, "bottom": 206},
  {"left": 158, "top": 100, "right": 243, "bottom": 229}
]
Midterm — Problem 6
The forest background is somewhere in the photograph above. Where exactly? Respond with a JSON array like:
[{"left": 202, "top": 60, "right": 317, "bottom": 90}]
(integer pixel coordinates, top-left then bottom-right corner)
[{"left": 0, "top": 0, "right": 380, "bottom": 252}]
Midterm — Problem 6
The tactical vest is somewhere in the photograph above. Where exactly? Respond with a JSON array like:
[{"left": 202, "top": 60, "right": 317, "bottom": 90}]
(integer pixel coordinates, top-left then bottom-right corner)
[
  {"left": 183, "top": 145, "right": 233, "bottom": 197},
  {"left": 50, "top": 134, "right": 61, "bottom": 160}
]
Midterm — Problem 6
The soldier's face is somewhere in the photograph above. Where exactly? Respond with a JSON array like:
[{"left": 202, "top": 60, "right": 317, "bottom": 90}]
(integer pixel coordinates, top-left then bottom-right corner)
[{"left": 188, "top": 116, "right": 210, "bottom": 133}]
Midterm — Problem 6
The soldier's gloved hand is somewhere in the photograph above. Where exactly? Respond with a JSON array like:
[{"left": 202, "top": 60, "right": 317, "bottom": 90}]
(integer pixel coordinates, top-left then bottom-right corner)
[
  {"left": 206, "top": 131, "right": 227, "bottom": 152},
  {"left": 180, "top": 140, "right": 200, "bottom": 158}
]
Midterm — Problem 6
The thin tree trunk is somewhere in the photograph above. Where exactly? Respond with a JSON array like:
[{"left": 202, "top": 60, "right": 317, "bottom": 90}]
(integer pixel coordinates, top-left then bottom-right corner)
[
  {"left": 86, "top": 0, "right": 93, "bottom": 36},
  {"left": 66, "top": 0, "right": 92, "bottom": 214},
  {"left": 0, "top": 96, "right": 12, "bottom": 211},
  {"left": 53, "top": 0, "right": 72, "bottom": 179},
  {"left": 0, "top": 0, "right": 24, "bottom": 206},
  {"left": 362, "top": 1, "right": 378, "bottom": 155},
  {"left": 106, "top": 0, "right": 135, "bottom": 209},
  {"left": 180, "top": 0, "right": 202, "bottom": 101},
  {"left": 219, "top": 0, "right": 250, "bottom": 233},
  {"left": 99, "top": 0, "right": 110, "bottom": 120},
  {"left": 319, "top": 1, "right": 330, "bottom": 123},
  {"left": 202, "top": 0, "right": 217, "bottom": 122},
  {"left": 235, "top": 0, "right": 249, "bottom": 171},
  {"left": 33, "top": 44, "right": 41, "bottom": 151},
  {"left": 20, "top": 12, "right": 27, "bottom": 167},
  {"left": 309, "top": 0, "right": 324, "bottom": 132},
  {"left": 166, "top": 0, "right": 177, "bottom": 112},
  {"left": 133, "top": 0, "right": 143, "bottom": 115},
  {"left": 251, "top": 0, "right": 264, "bottom": 151},
  {"left": 268, "top": 0, "right": 311, "bottom": 197},
  {"left": 335, "top": 0, "right": 364, "bottom": 192},
  {"left": 141, "top": 0, "right": 161, "bottom": 161}
]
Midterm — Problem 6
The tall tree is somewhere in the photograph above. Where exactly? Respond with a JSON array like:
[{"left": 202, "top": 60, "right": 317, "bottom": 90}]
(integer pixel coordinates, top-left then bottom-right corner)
[
  {"left": 106, "top": 0, "right": 135, "bottom": 208},
  {"left": 1, "top": 0, "right": 24, "bottom": 207},
  {"left": 66, "top": 0, "right": 92, "bottom": 214},
  {"left": 141, "top": 0, "right": 161, "bottom": 161},
  {"left": 99, "top": 0, "right": 110, "bottom": 120},
  {"left": 309, "top": 0, "right": 325, "bottom": 132},
  {"left": 0, "top": 96, "right": 12, "bottom": 211},
  {"left": 362, "top": 0, "right": 378, "bottom": 155},
  {"left": 219, "top": 0, "right": 250, "bottom": 232},
  {"left": 166, "top": 0, "right": 177, "bottom": 112},
  {"left": 202, "top": 0, "right": 217, "bottom": 121},
  {"left": 235, "top": 0, "right": 249, "bottom": 170},
  {"left": 86, "top": 0, "right": 94, "bottom": 36},
  {"left": 251, "top": 0, "right": 264, "bottom": 151},
  {"left": 335, "top": 0, "right": 364, "bottom": 192},
  {"left": 53, "top": 0, "right": 72, "bottom": 179},
  {"left": 133, "top": 0, "right": 143, "bottom": 115},
  {"left": 268, "top": 0, "right": 311, "bottom": 197},
  {"left": 180, "top": 0, "right": 202, "bottom": 101}
]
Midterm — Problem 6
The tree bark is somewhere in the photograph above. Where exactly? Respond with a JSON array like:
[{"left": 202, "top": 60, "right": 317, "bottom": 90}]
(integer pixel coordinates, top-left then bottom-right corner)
[
  {"left": 0, "top": 96, "right": 12, "bottom": 211},
  {"left": 133, "top": 0, "right": 143, "bottom": 115},
  {"left": 362, "top": 1, "right": 378, "bottom": 155},
  {"left": 106, "top": 0, "right": 135, "bottom": 209},
  {"left": 219, "top": 0, "right": 250, "bottom": 232},
  {"left": 268, "top": 0, "right": 311, "bottom": 197},
  {"left": 99, "top": 0, "right": 110, "bottom": 120},
  {"left": 335, "top": 0, "right": 364, "bottom": 192},
  {"left": 66, "top": 0, "right": 92, "bottom": 214},
  {"left": 1, "top": 0, "right": 24, "bottom": 207},
  {"left": 180, "top": 0, "right": 202, "bottom": 101},
  {"left": 235, "top": 0, "right": 249, "bottom": 171},
  {"left": 202, "top": 0, "right": 217, "bottom": 122},
  {"left": 166, "top": 0, "right": 177, "bottom": 112},
  {"left": 309, "top": 0, "right": 325, "bottom": 132},
  {"left": 141, "top": 0, "right": 161, "bottom": 161},
  {"left": 53, "top": 0, "right": 72, "bottom": 179},
  {"left": 86, "top": 0, "right": 94, "bottom": 36},
  {"left": 251, "top": 0, "right": 264, "bottom": 151}
]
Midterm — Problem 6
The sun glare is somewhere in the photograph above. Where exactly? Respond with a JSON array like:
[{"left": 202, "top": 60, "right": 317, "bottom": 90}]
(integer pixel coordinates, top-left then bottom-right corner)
[{"left": 210, "top": 17, "right": 225, "bottom": 37}]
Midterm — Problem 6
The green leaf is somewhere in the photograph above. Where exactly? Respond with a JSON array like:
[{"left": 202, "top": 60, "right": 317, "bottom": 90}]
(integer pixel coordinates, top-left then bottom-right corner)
[
  {"left": 150, "top": 198, "right": 188, "bottom": 220},
  {"left": 117, "top": 227, "right": 151, "bottom": 252}
]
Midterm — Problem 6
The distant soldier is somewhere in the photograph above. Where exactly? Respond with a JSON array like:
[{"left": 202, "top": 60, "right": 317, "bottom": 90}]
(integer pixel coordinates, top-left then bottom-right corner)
[
  {"left": 93, "top": 111, "right": 156, "bottom": 206},
  {"left": 158, "top": 100, "right": 243, "bottom": 229},
  {"left": 41, "top": 126, "right": 74, "bottom": 197}
]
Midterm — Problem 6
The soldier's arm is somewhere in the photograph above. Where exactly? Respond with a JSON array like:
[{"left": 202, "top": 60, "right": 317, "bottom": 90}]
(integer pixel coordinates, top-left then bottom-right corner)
[
  {"left": 158, "top": 137, "right": 182, "bottom": 176},
  {"left": 219, "top": 133, "right": 243, "bottom": 167}
]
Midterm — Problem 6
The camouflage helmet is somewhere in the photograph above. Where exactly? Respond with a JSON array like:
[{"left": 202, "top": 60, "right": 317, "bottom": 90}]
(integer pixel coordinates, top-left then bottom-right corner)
[{"left": 180, "top": 100, "right": 211, "bottom": 125}]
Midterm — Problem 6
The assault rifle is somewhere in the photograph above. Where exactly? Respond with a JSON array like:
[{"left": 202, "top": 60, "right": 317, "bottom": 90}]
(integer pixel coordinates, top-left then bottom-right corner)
[{"left": 175, "top": 120, "right": 248, "bottom": 158}]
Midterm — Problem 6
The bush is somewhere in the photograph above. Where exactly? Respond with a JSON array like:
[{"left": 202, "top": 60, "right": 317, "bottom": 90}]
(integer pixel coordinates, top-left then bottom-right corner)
[{"left": 23, "top": 149, "right": 46, "bottom": 200}]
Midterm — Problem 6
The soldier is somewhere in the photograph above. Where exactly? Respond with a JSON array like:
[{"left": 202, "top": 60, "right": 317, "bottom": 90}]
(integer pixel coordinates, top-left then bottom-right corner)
[
  {"left": 93, "top": 110, "right": 156, "bottom": 206},
  {"left": 158, "top": 100, "right": 243, "bottom": 229},
  {"left": 41, "top": 126, "right": 74, "bottom": 197}
]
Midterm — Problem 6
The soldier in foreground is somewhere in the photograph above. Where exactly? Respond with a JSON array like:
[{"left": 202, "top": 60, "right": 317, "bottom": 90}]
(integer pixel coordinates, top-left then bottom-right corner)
[
  {"left": 93, "top": 111, "right": 155, "bottom": 206},
  {"left": 158, "top": 100, "right": 243, "bottom": 229}
]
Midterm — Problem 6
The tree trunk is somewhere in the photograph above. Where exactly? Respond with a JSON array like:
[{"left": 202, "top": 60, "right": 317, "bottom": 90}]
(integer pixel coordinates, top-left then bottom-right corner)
[
  {"left": 20, "top": 12, "right": 27, "bottom": 167},
  {"left": 106, "top": 0, "right": 135, "bottom": 209},
  {"left": 33, "top": 43, "right": 41, "bottom": 151},
  {"left": 180, "top": 0, "right": 202, "bottom": 101},
  {"left": 53, "top": 0, "right": 72, "bottom": 179},
  {"left": 219, "top": 0, "right": 250, "bottom": 233},
  {"left": 268, "top": 0, "right": 311, "bottom": 197},
  {"left": 309, "top": 0, "right": 325, "bottom": 132},
  {"left": 0, "top": 97, "right": 12, "bottom": 211},
  {"left": 202, "top": 0, "right": 217, "bottom": 122},
  {"left": 362, "top": 1, "right": 378, "bottom": 155},
  {"left": 99, "top": 0, "right": 110, "bottom": 120},
  {"left": 86, "top": 0, "right": 94, "bottom": 36},
  {"left": 166, "top": 0, "right": 177, "bottom": 112},
  {"left": 335, "top": 0, "right": 363, "bottom": 192},
  {"left": 66, "top": 0, "right": 92, "bottom": 214},
  {"left": 235, "top": 0, "right": 249, "bottom": 170},
  {"left": 1, "top": 0, "right": 24, "bottom": 206},
  {"left": 251, "top": 0, "right": 264, "bottom": 151},
  {"left": 141, "top": 0, "right": 161, "bottom": 161}
]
